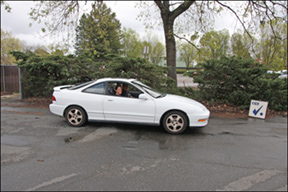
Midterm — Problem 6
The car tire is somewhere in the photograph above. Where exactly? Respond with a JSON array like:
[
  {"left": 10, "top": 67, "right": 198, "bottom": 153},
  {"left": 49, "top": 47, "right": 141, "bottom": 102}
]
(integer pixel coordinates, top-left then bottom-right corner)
[
  {"left": 65, "top": 106, "right": 87, "bottom": 127},
  {"left": 162, "top": 111, "right": 188, "bottom": 134}
]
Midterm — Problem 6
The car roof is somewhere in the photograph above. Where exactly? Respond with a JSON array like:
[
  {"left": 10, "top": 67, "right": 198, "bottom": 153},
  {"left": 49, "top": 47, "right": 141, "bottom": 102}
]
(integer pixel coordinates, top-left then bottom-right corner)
[{"left": 96, "top": 78, "right": 136, "bottom": 83}]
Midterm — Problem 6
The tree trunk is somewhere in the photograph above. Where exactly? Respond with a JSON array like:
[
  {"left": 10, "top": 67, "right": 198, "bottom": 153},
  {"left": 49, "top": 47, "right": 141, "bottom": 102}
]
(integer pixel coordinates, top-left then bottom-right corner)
[
  {"left": 154, "top": 1, "right": 195, "bottom": 85},
  {"left": 163, "top": 19, "right": 177, "bottom": 83}
]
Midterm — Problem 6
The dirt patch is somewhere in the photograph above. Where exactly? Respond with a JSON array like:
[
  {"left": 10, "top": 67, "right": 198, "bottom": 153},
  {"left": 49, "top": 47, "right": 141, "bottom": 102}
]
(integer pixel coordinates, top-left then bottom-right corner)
[
  {"left": 1, "top": 91, "right": 13, "bottom": 96},
  {"left": 21, "top": 97, "right": 51, "bottom": 109},
  {"left": 1, "top": 96, "right": 51, "bottom": 109},
  {"left": 3, "top": 110, "right": 45, "bottom": 116},
  {"left": 204, "top": 102, "right": 287, "bottom": 118}
]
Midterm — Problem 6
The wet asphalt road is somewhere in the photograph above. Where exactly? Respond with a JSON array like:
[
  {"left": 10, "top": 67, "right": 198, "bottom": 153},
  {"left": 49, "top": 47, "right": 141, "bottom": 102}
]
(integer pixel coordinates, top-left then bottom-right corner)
[{"left": 1, "top": 101, "right": 287, "bottom": 191}]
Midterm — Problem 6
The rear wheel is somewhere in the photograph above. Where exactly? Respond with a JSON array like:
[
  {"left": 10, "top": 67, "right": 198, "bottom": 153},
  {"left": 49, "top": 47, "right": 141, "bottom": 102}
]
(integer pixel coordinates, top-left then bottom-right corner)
[
  {"left": 162, "top": 111, "right": 188, "bottom": 134},
  {"left": 65, "top": 106, "right": 87, "bottom": 127}
]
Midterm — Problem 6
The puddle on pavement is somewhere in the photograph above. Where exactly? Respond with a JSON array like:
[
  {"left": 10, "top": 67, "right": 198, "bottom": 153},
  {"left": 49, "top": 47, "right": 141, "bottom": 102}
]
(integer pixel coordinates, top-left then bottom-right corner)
[{"left": 122, "top": 128, "right": 209, "bottom": 151}]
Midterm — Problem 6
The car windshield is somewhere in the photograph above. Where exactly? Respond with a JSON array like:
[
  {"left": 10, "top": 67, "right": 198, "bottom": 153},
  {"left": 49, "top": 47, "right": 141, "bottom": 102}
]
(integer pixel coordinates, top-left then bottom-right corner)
[
  {"left": 68, "top": 81, "right": 95, "bottom": 90},
  {"left": 132, "top": 80, "right": 166, "bottom": 98}
]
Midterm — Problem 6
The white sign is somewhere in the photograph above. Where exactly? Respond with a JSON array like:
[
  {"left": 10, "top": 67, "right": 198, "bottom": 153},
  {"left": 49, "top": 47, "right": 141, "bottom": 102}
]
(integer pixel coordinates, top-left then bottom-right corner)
[{"left": 248, "top": 100, "right": 269, "bottom": 119}]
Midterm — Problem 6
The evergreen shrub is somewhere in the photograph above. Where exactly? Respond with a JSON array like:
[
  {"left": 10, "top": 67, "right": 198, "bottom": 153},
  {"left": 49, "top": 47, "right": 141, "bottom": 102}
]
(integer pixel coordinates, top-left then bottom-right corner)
[{"left": 194, "top": 56, "right": 287, "bottom": 111}]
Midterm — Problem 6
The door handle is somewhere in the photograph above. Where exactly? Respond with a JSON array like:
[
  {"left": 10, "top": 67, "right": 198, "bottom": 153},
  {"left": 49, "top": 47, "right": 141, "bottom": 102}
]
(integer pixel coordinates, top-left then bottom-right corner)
[{"left": 108, "top": 99, "right": 113, "bottom": 101}]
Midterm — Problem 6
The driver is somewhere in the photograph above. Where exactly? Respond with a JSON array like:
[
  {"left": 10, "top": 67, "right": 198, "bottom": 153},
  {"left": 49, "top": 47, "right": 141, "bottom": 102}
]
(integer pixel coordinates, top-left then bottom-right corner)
[{"left": 121, "top": 83, "right": 132, "bottom": 97}]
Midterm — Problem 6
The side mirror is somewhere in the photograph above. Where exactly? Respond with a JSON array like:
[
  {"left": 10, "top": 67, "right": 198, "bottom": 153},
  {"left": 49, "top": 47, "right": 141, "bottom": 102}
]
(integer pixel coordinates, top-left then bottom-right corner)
[{"left": 139, "top": 94, "right": 148, "bottom": 100}]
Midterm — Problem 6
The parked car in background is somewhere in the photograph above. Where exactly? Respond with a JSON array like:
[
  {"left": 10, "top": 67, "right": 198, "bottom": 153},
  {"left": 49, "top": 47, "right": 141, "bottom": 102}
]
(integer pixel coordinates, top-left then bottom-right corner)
[
  {"left": 267, "top": 70, "right": 287, "bottom": 79},
  {"left": 278, "top": 70, "right": 287, "bottom": 79},
  {"left": 267, "top": 70, "right": 274, "bottom": 74},
  {"left": 49, "top": 78, "right": 210, "bottom": 134}
]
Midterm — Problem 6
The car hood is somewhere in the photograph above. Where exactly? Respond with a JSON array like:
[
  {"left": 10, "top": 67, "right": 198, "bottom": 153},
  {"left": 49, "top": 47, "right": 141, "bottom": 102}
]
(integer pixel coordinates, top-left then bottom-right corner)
[{"left": 160, "top": 94, "right": 207, "bottom": 109}]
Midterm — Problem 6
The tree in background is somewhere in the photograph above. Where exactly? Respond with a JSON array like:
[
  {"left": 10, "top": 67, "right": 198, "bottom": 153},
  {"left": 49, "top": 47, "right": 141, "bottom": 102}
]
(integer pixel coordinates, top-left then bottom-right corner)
[
  {"left": 142, "top": 32, "right": 165, "bottom": 65},
  {"left": 231, "top": 32, "right": 252, "bottom": 59},
  {"left": 21, "top": 41, "right": 40, "bottom": 54},
  {"left": 150, "top": 41, "right": 165, "bottom": 65},
  {"left": 121, "top": 30, "right": 165, "bottom": 65},
  {"left": 2, "top": 1, "right": 287, "bottom": 81},
  {"left": 74, "top": 2, "right": 121, "bottom": 60},
  {"left": 138, "top": 1, "right": 287, "bottom": 83},
  {"left": 198, "top": 29, "right": 230, "bottom": 63},
  {"left": 121, "top": 27, "right": 143, "bottom": 58},
  {"left": 47, "top": 43, "right": 70, "bottom": 56},
  {"left": 179, "top": 41, "right": 198, "bottom": 70},
  {"left": 151, "top": 1, "right": 194, "bottom": 82},
  {"left": 1, "top": 29, "right": 22, "bottom": 65},
  {"left": 258, "top": 19, "right": 287, "bottom": 70},
  {"left": 33, "top": 46, "right": 50, "bottom": 58},
  {"left": 19, "top": 40, "right": 70, "bottom": 57}
]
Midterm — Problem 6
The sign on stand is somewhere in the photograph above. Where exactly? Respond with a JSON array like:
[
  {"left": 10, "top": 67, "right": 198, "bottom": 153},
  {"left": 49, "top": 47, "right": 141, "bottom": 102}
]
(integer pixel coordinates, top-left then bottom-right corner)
[{"left": 248, "top": 100, "right": 269, "bottom": 119}]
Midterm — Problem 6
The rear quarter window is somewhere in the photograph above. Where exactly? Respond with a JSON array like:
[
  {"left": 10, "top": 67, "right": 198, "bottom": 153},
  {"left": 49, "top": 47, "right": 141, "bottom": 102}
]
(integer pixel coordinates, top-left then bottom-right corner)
[
  {"left": 83, "top": 82, "right": 106, "bottom": 94},
  {"left": 68, "top": 81, "right": 95, "bottom": 90}
]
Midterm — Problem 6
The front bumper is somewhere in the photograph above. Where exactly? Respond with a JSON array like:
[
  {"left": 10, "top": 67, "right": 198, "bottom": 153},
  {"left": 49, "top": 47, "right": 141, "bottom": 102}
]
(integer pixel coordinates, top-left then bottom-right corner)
[{"left": 188, "top": 108, "right": 210, "bottom": 127}]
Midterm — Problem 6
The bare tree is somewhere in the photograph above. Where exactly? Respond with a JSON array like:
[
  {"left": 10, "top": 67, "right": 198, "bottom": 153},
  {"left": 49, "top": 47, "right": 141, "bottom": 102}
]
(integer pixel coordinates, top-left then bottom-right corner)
[
  {"left": 2, "top": 0, "right": 287, "bottom": 83},
  {"left": 140, "top": 1, "right": 287, "bottom": 83}
]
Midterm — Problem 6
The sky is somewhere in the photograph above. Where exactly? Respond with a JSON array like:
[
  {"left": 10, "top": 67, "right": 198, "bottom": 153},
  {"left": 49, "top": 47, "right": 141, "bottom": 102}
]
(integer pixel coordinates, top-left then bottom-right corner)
[
  {"left": 1, "top": 1, "right": 241, "bottom": 53},
  {"left": 1, "top": 1, "right": 153, "bottom": 49}
]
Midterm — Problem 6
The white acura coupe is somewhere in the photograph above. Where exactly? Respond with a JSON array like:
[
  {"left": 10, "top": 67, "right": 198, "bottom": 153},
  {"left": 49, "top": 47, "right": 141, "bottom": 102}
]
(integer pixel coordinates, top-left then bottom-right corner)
[{"left": 49, "top": 78, "right": 210, "bottom": 134}]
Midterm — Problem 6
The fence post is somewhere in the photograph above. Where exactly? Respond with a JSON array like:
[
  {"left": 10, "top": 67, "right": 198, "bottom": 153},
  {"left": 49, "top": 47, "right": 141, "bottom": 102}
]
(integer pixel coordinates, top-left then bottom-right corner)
[
  {"left": 2, "top": 65, "right": 6, "bottom": 92},
  {"left": 18, "top": 67, "right": 22, "bottom": 99}
]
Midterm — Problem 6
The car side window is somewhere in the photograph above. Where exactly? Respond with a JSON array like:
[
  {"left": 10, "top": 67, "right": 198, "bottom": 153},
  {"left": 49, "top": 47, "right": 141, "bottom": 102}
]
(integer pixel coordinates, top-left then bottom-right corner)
[
  {"left": 106, "top": 82, "right": 143, "bottom": 98},
  {"left": 107, "top": 82, "right": 117, "bottom": 96},
  {"left": 83, "top": 82, "right": 105, "bottom": 94},
  {"left": 127, "top": 85, "right": 143, "bottom": 98}
]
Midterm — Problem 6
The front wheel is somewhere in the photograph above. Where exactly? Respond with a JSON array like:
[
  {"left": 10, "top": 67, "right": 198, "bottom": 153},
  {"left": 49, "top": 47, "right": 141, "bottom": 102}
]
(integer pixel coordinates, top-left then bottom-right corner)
[
  {"left": 162, "top": 111, "right": 188, "bottom": 134},
  {"left": 65, "top": 106, "right": 87, "bottom": 127}
]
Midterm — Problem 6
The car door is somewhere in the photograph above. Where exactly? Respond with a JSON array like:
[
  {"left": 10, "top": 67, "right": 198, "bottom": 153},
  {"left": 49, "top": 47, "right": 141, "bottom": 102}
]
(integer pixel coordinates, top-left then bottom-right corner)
[
  {"left": 103, "top": 82, "right": 155, "bottom": 123},
  {"left": 80, "top": 82, "right": 106, "bottom": 121}
]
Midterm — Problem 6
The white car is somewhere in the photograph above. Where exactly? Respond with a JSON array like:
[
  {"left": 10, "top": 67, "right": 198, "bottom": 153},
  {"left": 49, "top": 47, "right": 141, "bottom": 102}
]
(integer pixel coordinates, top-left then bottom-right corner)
[
  {"left": 278, "top": 70, "right": 287, "bottom": 79},
  {"left": 49, "top": 78, "right": 210, "bottom": 134}
]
